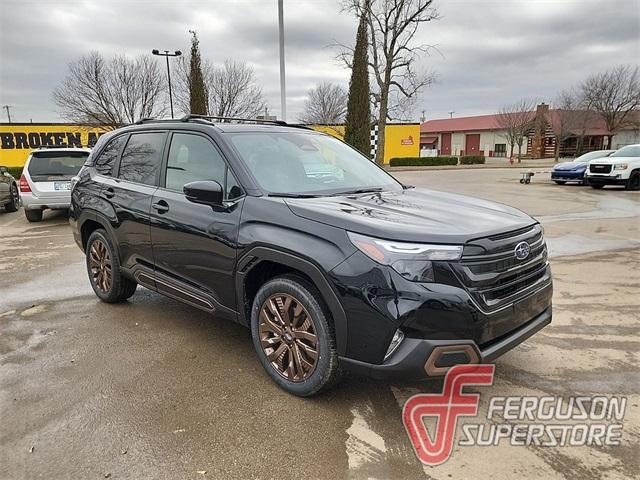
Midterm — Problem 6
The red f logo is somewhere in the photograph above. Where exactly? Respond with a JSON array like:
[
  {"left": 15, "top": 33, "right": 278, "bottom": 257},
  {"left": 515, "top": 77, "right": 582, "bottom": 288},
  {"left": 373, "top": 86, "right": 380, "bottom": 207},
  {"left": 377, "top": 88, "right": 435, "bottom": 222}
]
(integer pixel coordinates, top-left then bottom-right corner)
[{"left": 402, "top": 364, "right": 495, "bottom": 466}]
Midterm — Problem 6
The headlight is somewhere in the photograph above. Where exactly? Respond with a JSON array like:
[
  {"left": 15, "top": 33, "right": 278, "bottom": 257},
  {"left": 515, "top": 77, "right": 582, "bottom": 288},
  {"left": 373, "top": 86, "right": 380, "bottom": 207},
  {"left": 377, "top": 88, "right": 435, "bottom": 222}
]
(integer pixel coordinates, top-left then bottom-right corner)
[
  {"left": 614, "top": 163, "right": 628, "bottom": 170},
  {"left": 347, "top": 232, "right": 463, "bottom": 282}
]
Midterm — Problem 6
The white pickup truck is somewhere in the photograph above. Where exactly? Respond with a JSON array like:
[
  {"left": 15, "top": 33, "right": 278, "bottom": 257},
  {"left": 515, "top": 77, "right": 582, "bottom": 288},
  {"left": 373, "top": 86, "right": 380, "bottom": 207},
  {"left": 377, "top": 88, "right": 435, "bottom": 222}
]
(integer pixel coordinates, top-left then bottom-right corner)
[{"left": 586, "top": 144, "right": 640, "bottom": 190}]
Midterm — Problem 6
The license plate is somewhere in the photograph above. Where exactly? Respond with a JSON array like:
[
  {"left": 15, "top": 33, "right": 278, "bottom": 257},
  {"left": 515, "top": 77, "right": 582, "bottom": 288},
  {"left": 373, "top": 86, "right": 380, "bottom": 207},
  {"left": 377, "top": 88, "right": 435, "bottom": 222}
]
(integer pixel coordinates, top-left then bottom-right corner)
[{"left": 54, "top": 181, "right": 71, "bottom": 191}]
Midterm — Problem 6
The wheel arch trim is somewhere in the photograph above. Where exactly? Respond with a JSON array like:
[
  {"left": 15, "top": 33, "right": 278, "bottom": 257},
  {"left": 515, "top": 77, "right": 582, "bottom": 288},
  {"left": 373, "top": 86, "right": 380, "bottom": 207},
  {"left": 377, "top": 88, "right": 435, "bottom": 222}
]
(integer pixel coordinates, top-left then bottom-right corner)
[
  {"left": 78, "top": 210, "right": 122, "bottom": 260},
  {"left": 236, "top": 246, "right": 348, "bottom": 356}
]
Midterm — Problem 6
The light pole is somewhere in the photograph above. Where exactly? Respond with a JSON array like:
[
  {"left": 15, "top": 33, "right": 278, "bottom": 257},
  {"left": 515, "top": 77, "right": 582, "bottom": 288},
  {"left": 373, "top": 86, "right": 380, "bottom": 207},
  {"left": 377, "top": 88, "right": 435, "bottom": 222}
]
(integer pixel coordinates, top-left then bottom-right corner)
[
  {"left": 152, "top": 49, "right": 182, "bottom": 118},
  {"left": 2, "top": 105, "right": 13, "bottom": 123},
  {"left": 278, "top": 0, "right": 286, "bottom": 121}
]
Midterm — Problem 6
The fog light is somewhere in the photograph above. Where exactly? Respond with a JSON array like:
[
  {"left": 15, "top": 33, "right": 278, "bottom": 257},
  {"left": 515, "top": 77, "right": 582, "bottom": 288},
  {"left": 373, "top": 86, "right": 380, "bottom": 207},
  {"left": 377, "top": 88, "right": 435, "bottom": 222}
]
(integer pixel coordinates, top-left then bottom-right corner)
[{"left": 384, "top": 329, "right": 405, "bottom": 360}]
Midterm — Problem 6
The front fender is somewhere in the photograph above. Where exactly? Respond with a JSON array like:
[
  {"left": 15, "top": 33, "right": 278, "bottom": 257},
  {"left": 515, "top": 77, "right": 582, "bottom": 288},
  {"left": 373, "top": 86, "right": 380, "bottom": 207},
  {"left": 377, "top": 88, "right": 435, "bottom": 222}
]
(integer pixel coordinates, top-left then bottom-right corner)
[{"left": 235, "top": 246, "right": 349, "bottom": 356}]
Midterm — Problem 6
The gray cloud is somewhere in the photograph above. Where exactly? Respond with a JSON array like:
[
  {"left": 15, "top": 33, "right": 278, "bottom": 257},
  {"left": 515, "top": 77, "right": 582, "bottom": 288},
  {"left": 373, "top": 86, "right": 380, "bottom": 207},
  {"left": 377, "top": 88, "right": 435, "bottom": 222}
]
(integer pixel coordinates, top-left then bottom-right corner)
[{"left": 0, "top": 0, "right": 638, "bottom": 123}]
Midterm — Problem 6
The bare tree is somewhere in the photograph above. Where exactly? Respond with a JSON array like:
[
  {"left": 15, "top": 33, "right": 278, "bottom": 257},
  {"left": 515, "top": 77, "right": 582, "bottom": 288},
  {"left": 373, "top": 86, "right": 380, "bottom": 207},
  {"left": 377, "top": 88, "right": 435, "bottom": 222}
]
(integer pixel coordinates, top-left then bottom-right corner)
[
  {"left": 551, "top": 89, "right": 586, "bottom": 161},
  {"left": 580, "top": 65, "right": 640, "bottom": 148},
  {"left": 299, "top": 82, "right": 348, "bottom": 124},
  {"left": 208, "top": 60, "right": 267, "bottom": 118},
  {"left": 339, "top": 0, "right": 439, "bottom": 164},
  {"left": 174, "top": 58, "right": 266, "bottom": 119},
  {"left": 53, "top": 52, "right": 166, "bottom": 130},
  {"left": 494, "top": 99, "right": 536, "bottom": 163}
]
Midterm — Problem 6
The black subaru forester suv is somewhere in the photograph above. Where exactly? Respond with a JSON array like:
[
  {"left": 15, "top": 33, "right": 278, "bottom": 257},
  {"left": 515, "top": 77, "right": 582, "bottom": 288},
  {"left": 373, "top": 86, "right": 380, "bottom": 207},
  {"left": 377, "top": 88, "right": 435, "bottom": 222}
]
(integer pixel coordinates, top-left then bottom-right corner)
[{"left": 70, "top": 116, "right": 552, "bottom": 396}]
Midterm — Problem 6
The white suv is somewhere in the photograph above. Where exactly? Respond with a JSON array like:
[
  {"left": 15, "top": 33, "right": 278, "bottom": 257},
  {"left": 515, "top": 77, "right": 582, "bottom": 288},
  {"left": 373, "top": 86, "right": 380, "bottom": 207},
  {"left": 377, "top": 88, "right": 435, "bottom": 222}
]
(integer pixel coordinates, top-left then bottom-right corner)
[
  {"left": 19, "top": 147, "right": 91, "bottom": 221},
  {"left": 586, "top": 144, "right": 640, "bottom": 190}
]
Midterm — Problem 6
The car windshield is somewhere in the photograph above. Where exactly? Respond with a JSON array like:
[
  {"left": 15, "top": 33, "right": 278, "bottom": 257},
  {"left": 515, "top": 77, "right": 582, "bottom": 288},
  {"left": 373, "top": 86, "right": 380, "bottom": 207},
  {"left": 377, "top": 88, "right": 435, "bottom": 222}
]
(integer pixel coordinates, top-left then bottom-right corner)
[
  {"left": 28, "top": 151, "right": 89, "bottom": 176},
  {"left": 574, "top": 150, "right": 612, "bottom": 162},
  {"left": 226, "top": 131, "right": 402, "bottom": 195},
  {"left": 609, "top": 145, "right": 640, "bottom": 158}
]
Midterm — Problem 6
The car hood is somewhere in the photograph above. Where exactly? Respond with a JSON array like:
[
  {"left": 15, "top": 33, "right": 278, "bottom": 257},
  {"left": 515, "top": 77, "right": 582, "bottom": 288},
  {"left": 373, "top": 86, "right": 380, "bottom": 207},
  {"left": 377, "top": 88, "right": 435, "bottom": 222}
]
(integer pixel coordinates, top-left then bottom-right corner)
[
  {"left": 589, "top": 156, "right": 636, "bottom": 164},
  {"left": 284, "top": 188, "right": 536, "bottom": 244},
  {"left": 554, "top": 161, "right": 586, "bottom": 171}
]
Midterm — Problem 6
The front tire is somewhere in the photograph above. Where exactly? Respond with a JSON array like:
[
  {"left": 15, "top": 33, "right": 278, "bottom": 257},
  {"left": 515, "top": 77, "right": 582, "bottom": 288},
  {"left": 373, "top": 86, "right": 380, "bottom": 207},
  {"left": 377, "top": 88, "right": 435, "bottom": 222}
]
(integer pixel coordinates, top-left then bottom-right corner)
[
  {"left": 625, "top": 171, "right": 640, "bottom": 191},
  {"left": 86, "top": 229, "right": 137, "bottom": 303},
  {"left": 591, "top": 184, "right": 605, "bottom": 190},
  {"left": 554, "top": 181, "right": 566, "bottom": 185},
  {"left": 250, "top": 275, "right": 340, "bottom": 396}
]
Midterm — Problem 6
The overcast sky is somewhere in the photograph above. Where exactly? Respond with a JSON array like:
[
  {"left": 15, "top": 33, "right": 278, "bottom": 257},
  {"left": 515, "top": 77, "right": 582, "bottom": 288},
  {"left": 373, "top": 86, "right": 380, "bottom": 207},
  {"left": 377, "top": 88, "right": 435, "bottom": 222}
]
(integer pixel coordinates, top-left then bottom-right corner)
[{"left": 0, "top": 0, "right": 638, "bottom": 124}]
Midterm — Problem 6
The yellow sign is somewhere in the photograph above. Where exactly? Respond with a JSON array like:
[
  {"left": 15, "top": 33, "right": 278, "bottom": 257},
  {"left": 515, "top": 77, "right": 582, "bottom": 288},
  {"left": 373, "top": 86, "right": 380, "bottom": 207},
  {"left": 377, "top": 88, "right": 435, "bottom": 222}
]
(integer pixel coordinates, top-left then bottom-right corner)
[
  {"left": 310, "top": 123, "right": 420, "bottom": 164},
  {"left": 383, "top": 124, "right": 420, "bottom": 162},
  {"left": 0, "top": 124, "right": 107, "bottom": 167}
]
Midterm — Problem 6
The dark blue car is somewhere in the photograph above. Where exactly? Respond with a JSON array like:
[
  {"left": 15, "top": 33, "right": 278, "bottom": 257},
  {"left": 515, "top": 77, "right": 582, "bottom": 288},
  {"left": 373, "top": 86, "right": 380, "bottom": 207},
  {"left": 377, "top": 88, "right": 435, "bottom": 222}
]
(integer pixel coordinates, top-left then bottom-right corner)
[{"left": 551, "top": 150, "right": 615, "bottom": 184}]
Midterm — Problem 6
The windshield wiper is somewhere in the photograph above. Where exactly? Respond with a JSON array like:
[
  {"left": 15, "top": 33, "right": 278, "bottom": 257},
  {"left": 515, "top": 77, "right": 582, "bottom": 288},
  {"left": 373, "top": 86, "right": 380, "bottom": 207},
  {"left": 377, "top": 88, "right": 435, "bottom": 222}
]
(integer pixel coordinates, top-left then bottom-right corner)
[
  {"left": 332, "top": 187, "right": 383, "bottom": 195},
  {"left": 268, "top": 192, "right": 320, "bottom": 198}
]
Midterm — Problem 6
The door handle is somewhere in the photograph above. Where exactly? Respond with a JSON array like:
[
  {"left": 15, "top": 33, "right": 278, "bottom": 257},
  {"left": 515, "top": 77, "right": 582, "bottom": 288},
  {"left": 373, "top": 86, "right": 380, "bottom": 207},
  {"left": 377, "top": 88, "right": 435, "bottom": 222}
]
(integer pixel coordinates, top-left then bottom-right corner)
[
  {"left": 104, "top": 187, "right": 115, "bottom": 199},
  {"left": 152, "top": 200, "right": 170, "bottom": 213}
]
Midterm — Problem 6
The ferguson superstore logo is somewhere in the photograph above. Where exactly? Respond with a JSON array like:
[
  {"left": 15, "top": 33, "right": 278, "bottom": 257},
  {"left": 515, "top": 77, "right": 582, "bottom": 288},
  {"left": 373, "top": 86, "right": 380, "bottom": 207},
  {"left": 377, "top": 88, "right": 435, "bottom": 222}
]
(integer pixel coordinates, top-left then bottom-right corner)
[{"left": 402, "top": 364, "right": 627, "bottom": 466}]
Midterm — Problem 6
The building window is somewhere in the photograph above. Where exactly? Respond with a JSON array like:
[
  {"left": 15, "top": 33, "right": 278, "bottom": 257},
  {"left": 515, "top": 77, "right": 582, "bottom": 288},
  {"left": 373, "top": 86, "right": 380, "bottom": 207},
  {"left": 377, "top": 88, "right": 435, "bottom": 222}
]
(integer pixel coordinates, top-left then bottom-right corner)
[{"left": 494, "top": 143, "right": 507, "bottom": 157}]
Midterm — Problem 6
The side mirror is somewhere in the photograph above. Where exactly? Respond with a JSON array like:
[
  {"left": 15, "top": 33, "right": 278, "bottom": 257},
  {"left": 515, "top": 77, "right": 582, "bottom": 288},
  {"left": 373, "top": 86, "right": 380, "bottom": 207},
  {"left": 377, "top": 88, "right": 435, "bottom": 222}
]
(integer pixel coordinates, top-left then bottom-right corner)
[
  {"left": 0, "top": 166, "right": 7, "bottom": 174},
  {"left": 184, "top": 180, "right": 224, "bottom": 207}
]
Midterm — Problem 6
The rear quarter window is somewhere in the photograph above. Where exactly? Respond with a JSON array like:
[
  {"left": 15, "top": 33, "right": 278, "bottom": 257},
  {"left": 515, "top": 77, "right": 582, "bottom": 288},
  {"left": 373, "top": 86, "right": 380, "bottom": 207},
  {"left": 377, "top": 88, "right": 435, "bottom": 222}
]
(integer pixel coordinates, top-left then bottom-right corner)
[{"left": 94, "top": 135, "right": 126, "bottom": 176}]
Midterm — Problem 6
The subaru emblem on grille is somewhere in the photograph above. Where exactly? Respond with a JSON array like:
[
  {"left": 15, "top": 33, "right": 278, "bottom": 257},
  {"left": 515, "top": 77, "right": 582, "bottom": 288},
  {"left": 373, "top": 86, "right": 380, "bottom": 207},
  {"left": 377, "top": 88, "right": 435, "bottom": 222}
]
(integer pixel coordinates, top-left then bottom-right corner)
[{"left": 514, "top": 241, "right": 530, "bottom": 260}]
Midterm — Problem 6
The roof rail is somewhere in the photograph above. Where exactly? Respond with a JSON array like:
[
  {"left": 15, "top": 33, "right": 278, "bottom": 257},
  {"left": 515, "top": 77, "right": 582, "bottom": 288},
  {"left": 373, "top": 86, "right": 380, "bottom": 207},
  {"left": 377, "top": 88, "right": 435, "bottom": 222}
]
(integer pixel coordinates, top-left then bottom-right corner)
[
  {"left": 180, "top": 114, "right": 289, "bottom": 126},
  {"left": 134, "top": 117, "right": 157, "bottom": 124}
]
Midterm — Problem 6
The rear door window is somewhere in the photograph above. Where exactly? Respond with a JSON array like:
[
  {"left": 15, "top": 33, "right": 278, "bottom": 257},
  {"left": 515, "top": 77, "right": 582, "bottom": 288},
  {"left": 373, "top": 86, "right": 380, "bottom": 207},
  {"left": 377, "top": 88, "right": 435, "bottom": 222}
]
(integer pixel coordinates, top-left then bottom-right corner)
[
  {"left": 27, "top": 151, "right": 89, "bottom": 179},
  {"left": 118, "top": 132, "right": 166, "bottom": 186}
]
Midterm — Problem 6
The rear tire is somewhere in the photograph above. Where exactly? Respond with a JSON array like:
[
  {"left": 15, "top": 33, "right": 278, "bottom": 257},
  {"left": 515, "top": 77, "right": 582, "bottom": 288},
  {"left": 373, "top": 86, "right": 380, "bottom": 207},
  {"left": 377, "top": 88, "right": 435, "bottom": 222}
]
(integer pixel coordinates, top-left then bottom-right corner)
[
  {"left": 250, "top": 274, "right": 340, "bottom": 397},
  {"left": 5, "top": 184, "right": 19, "bottom": 212},
  {"left": 625, "top": 172, "right": 640, "bottom": 191},
  {"left": 25, "top": 209, "right": 43, "bottom": 222},
  {"left": 86, "top": 229, "right": 137, "bottom": 303}
]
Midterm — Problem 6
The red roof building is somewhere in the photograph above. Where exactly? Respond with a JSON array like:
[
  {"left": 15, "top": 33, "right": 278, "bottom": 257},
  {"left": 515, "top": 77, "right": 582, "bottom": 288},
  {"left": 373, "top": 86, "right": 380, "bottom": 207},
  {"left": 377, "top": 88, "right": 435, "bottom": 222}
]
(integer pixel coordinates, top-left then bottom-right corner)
[{"left": 420, "top": 104, "right": 639, "bottom": 159}]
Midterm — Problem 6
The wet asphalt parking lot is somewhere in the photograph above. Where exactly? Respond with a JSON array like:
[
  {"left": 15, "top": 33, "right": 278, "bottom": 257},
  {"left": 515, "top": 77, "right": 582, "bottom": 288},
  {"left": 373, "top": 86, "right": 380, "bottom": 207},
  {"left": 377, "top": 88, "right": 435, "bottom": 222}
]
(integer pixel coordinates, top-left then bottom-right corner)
[{"left": 1, "top": 168, "right": 638, "bottom": 480}]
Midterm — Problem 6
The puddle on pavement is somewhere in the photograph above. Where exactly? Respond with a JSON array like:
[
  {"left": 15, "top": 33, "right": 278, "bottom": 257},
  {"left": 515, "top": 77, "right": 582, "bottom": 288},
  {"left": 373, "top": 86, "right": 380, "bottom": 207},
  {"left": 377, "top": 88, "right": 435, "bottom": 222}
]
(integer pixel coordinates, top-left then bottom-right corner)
[
  {"left": 546, "top": 234, "right": 639, "bottom": 258},
  {"left": 538, "top": 195, "right": 640, "bottom": 223}
]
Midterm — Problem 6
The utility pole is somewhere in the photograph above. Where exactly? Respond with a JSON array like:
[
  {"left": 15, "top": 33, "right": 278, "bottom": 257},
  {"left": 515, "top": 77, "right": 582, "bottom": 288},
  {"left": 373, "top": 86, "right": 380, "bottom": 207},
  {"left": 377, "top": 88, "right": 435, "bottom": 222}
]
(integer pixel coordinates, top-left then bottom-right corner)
[
  {"left": 449, "top": 111, "right": 455, "bottom": 118},
  {"left": 2, "top": 105, "right": 13, "bottom": 123},
  {"left": 278, "top": 0, "right": 287, "bottom": 121},
  {"left": 152, "top": 49, "right": 182, "bottom": 118}
]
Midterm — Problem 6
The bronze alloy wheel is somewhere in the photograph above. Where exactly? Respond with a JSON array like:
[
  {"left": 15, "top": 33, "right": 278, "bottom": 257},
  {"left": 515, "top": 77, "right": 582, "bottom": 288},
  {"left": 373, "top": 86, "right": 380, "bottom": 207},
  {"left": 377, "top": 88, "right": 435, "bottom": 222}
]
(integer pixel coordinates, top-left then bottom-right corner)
[
  {"left": 89, "top": 239, "right": 112, "bottom": 293},
  {"left": 259, "top": 293, "right": 319, "bottom": 382}
]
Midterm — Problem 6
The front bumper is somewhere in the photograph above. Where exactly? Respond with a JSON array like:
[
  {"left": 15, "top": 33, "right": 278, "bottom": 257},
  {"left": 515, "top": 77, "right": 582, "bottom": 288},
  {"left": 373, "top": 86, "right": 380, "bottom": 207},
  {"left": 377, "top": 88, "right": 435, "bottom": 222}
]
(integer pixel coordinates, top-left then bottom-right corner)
[
  {"left": 340, "top": 306, "right": 551, "bottom": 380},
  {"left": 551, "top": 171, "right": 584, "bottom": 181},
  {"left": 586, "top": 175, "right": 627, "bottom": 186}
]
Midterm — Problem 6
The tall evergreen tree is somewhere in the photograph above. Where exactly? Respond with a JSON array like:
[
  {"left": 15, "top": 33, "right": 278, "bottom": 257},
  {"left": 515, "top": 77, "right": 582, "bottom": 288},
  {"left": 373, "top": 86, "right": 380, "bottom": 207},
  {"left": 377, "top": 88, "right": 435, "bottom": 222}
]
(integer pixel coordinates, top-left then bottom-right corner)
[
  {"left": 189, "top": 30, "right": 208, "bottom": 115},
  {"left": 344, "top": 0, "right": 371, "bottom": 157}
]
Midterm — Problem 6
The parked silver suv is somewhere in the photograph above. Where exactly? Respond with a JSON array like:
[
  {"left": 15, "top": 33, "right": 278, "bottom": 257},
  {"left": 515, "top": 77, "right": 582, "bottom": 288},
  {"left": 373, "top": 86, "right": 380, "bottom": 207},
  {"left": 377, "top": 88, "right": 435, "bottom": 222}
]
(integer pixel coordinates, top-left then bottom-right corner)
[{"left": 20, "top": 147, "right": 91, "bottom": 221}]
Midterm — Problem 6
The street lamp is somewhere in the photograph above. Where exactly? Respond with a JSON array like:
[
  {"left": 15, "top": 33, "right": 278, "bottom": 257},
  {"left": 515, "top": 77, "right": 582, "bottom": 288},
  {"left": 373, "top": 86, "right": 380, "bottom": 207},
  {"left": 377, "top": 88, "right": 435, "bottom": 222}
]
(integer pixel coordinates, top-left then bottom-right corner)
[
  {"left": 152, "top": 49, "right": 182, "bottom": 118},
  {"left": 278, "top": 0, "right": 286, "bottom": 121}
]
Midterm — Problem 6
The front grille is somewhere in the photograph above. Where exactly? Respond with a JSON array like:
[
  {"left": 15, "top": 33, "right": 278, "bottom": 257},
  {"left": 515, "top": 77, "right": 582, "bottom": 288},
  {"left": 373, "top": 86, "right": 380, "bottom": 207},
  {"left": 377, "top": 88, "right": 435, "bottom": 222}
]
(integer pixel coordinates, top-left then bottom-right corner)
[
  {"left": 450, "top": 224, "right": 550, "bottom": 310},
  {"left": 589, "top": 163, "right": 612, "bottom": 174}
]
